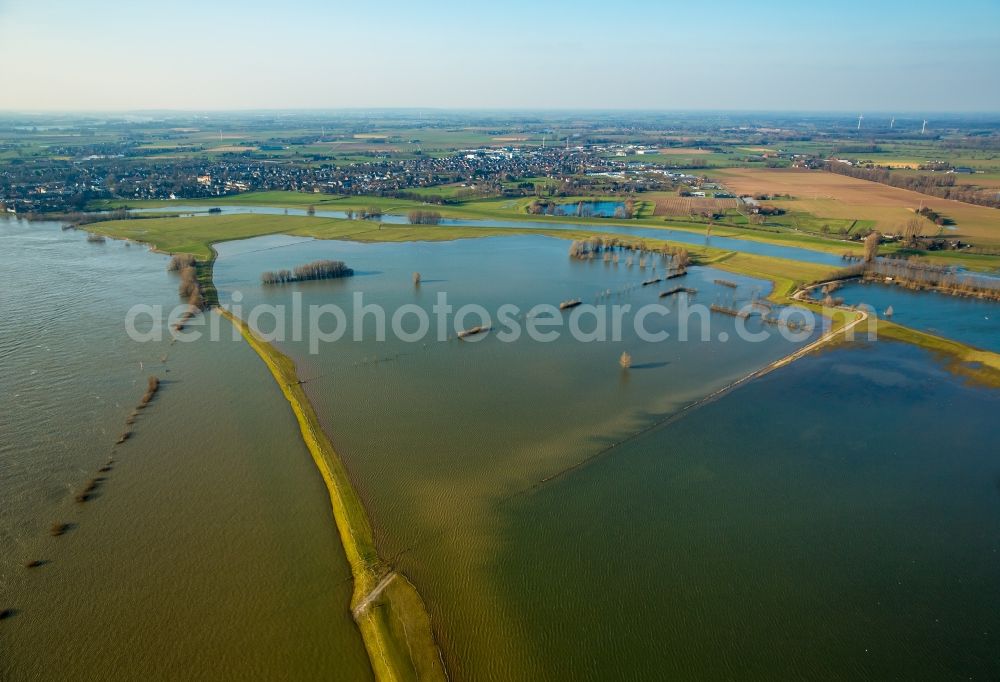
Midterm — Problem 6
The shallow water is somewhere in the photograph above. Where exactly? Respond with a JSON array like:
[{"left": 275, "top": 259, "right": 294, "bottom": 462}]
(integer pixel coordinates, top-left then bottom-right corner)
[{"left": 0, "top": 218, "right": 372, "bottom": 680}]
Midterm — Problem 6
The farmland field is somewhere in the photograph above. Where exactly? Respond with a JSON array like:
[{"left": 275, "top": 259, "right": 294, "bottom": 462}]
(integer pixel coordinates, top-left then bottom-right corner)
[
  {"left": 715, "top": 168, "right": 1000, "bottom": 245},
  {"left": 652, "top": 195, "right": 740, "bottom": 216}
]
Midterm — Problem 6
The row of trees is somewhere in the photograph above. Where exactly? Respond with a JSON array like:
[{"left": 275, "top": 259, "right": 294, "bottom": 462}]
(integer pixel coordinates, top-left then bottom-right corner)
[
  {"left": 864, "top": 257, "right": 1000, "bottom": 299},
  {"left": 826, "top": 162, "right": 1000, "bottom": 209},
  {"left": 167, "top": 254, "right": 196, "bottom": 271},
  {"left": 568, "top": 237, "right": 690, "bottom": 274},
  {"left": 341, "top": 207, "right": 384, "bottom": 220},
  {"left": 261, "top": 259, "right": 354, "bottom": 285},
  {"left": 177, "top": 262, "right": 204, "bottom": 309},
  {"left": 408, "top": 210, "right": 442, "bottom": 225}
]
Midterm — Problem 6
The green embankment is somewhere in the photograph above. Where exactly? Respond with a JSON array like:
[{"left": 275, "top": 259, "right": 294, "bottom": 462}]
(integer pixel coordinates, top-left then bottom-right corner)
[
  {"left": 220, "top": 308, "right": 446, "bottom": 681},
  {"left": 876, "top": 320, "right": 1000, "bottom": 387}
]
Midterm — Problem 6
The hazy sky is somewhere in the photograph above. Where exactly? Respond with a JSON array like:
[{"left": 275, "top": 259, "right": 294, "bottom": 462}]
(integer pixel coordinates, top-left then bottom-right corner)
[{"left": 2, "top": 0, "right": 998, "bottom": 111}]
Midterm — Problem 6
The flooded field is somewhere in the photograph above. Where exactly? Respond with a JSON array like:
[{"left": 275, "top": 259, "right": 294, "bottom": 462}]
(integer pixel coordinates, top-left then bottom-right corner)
[{"left": 4, "top": 218, "right": 998, "bottom": 680}]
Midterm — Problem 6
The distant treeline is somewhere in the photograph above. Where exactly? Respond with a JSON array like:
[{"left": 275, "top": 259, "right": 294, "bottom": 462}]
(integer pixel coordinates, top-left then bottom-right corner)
[
  {"left": 833, "top": 144, "right": 883, "bottom": 154},
  {"left": 391, "top": 191, "right": 452, "bottom": 205},
  {"left": 261, "top": 259, "right": 354, "bottom": 285},
  {"left": 825, "top": 162, "right": 1000, "bottom": 209},
  {"left": 407, "top": 210, "right": 442, "bottom": 225}
]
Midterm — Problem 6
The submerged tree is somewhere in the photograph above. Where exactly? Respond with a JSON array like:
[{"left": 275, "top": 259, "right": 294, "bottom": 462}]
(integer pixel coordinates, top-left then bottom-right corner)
[
  {"left": 408, "top": 210, "right": 442, "bottom": 225},
  {"left": 167, "top": 254, "right": 196, "bottom": 271}
]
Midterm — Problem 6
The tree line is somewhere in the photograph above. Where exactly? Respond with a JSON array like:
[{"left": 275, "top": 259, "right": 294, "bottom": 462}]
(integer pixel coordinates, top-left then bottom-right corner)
[
  {"left": 825, "top": 162, "right": 1000, "bottom": 209},
  {"left": 568, "top": 237, "right": 690, "bottom": 274},
  {"left": 863, "top": 257, "right": 1000, "bottom": 299},
  {"left": 343, "top": 207, "right": 384, "bottom": 220},
  {"left": 168, "top": 254, "right": 205, "bottom": 310},
  {"left": 408, "top": 210, "right": 442, "bottom": 225},
  {"left": 261, "top": 259, "right": 354, "bottom": 285}
]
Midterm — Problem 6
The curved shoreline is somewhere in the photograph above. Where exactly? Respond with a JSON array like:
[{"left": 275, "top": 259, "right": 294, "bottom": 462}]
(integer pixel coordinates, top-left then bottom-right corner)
[{"left": 218, "top": 308, "right": 447, "bottom": 681}]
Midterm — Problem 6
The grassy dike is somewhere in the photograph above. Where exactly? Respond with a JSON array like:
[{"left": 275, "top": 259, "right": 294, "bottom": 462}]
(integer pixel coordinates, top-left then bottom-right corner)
[
  {"left": 219, "top": 307, "right": 447, "bottom": 682},
  {"left": 877, "top": 320, "right": 1000, "bottom": 387}
]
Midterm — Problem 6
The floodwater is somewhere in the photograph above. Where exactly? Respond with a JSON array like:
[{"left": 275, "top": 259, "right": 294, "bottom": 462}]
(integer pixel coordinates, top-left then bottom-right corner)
[
  {"left": 5, "top": 218, "right": 998, "bottom": 680},
  {"left": 492, "top": 341, "right": 1000, "bottom": 679},
  {"left": 212, "top": 233, "right": 830, "bottom": 679},
  {"left": 213, "top": 233, "right": 1000, "bottom": 679},
  {"left": 0, "top": 218, "right": 372, "bottom": 680},
  {"left": 827, "top": 279, "right": 1000, "bottom": 353}
]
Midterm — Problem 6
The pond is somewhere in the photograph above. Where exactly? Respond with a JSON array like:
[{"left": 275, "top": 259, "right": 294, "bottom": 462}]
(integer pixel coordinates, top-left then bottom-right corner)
[{"left": 543, "top": 200, "right": 625, "bottom": 217}]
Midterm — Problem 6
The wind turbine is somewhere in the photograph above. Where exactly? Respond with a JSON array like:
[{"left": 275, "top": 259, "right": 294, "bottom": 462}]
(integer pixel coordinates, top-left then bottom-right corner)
[
  {"left": 921, "top": 120, "right": 928, "bottom": 134},
  {"left": 857, "top": 113, "right": 864, "bottom": 130},
  {"left": 890, "top": 116, "right": 895, "bottom": 129}
]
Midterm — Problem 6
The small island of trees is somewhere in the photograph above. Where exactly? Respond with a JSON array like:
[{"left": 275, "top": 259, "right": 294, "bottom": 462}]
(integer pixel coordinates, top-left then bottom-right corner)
[
  {"left": 261, "top": 259, "right": 354, "bottom": 285},
  {"left": 408, "top": 210, "right": 442, "bottom": 225}
]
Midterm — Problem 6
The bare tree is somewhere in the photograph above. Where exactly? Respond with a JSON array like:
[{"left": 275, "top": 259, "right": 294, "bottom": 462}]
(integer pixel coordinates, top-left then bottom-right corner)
[
  {"left": 863, "top": 231, "right": 881, "bottom": 263},
  {"left": 902, "top": 216, "right": 925, "bottom": 246}
]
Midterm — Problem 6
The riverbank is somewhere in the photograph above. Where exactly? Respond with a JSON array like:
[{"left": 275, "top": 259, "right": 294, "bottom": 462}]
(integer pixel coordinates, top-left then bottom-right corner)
[
  {"left": 89, "top": 190, "right": 1000, "bottom": 271},
  {"left": 220, "top": 308, "right": 446, "bottom": 681}
]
